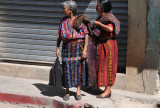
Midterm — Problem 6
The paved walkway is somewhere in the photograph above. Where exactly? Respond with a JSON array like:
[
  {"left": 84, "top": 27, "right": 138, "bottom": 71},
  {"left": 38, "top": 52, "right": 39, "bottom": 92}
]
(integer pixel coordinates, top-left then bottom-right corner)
[
  {"left": 0, "top": 102, "right": 26, "bottom": 108},
  {"left": 0, "top": 75, "right": 159, "bottom": 108}
]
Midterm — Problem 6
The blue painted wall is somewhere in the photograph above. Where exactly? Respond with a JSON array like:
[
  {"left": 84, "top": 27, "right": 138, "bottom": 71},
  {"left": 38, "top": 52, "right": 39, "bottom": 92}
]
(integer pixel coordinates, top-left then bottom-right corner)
[{"left": 146, "top": 0, "right": 160, "bottom": 69}]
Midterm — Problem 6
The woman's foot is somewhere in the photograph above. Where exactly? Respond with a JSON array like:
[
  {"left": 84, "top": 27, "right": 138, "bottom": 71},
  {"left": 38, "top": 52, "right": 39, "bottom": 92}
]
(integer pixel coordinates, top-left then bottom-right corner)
[
  {"left": 75, "top": 91, "right": 82, "bottom": 100},
  {"left": 63, "top": 94, "right": 70, "bottom": 101},
  {"left": 96, "top": 91, "right": 111, "bottom": 98},
  {"left": 76, "top": 86, "right": 82, "bottom": 100},
  {"left": 96, "top": 86, "right": 111, "bottom": 98},
  {"left": 75, "top": 94, "right": 82, "bottom": 100}
]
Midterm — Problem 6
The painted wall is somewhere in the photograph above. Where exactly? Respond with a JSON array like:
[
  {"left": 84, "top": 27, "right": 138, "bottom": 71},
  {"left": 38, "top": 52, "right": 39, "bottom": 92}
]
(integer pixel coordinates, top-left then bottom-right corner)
[
  {"left": 147, "top": 0, "right": 160, "bottom": 69},
  {"left": 144, "top": 0, "right": 160, "bottom": 94},
  {"left": 126, "top": 0, "right": 160, "bottom": 94}
]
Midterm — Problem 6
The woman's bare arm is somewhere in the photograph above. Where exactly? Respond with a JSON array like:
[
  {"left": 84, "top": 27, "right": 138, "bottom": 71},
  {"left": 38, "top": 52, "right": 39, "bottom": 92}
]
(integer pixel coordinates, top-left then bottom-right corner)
[
  {"left": 94, "top": 21, "right": 113, "bottom": 32},
  {"left": 56, "top": 34, "right": 61, "bottom": 58},
  {"left": 82, "top": 34, "right": 89, "bottom": 59}
]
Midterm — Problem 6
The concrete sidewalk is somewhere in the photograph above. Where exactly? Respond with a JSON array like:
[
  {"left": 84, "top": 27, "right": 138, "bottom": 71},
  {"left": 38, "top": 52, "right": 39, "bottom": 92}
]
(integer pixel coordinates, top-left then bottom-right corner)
[{"left": 0, "top": 75, "right": 159, "bottom": 108}]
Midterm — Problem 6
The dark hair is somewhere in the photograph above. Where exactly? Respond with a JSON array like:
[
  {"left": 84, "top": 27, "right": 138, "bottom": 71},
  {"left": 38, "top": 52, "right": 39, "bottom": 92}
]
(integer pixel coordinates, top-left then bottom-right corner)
[{"left": 99, "top": 0, "right": 112, "bottom": 13}]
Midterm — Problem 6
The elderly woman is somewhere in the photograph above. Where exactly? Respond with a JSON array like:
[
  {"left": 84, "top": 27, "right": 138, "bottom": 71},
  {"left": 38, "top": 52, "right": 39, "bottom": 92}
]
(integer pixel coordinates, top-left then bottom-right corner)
[
  {"left": 92, "top": 0, "right": 120, "bottom": 98},
  {"left": 56, "top": 0, "right": 89, "bottom": 101}
]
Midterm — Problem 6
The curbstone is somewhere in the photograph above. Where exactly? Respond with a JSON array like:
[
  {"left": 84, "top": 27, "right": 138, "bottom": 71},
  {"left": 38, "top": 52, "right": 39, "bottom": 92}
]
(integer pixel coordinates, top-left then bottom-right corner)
[
  {"left": 0, "top": 93, "right": 86, "bottom": 108},
  {"left": 0, "top": 93, "right": 52, "bottom": 107}
]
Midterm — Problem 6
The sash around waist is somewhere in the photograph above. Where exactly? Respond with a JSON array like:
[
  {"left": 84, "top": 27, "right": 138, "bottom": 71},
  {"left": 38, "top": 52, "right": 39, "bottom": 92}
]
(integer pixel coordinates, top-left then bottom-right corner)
[
  {"left": 63, "top": 38, "right": 84, "bottom": 44},
  {"left": 96, "top": 36, "right": 116, "bottom": 44}
]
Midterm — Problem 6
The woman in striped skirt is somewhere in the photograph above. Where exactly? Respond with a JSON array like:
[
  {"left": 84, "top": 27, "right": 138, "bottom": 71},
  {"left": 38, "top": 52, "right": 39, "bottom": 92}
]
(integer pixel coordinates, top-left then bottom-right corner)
[
  {"left": 92, "top": 0, "right": 120, "bottom": 98},
  {"left": 56, "top": 0, "right": 89, "bottom": 101}
]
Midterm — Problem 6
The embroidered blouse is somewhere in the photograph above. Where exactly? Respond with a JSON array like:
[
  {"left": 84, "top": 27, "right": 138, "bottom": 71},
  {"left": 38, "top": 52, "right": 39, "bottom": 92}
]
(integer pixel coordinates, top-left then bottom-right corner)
[{"left": 58, "top": 16, "right": 88, "bottom": 41}]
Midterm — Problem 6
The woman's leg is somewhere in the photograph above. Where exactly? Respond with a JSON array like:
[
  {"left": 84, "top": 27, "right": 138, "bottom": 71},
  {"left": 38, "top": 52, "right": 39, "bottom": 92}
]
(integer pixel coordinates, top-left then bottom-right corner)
[
  {"left": 102, "top": 86, "right": 111, "bottom": 95},
  {"left": 76, "top": 85, "right": 82, "bottom": 100},
  {"left": 76, "top": 85, "right": 81, "bottom": 95},
  {"left": 65, "top": 88, "right": 70, "bottom": 95}
]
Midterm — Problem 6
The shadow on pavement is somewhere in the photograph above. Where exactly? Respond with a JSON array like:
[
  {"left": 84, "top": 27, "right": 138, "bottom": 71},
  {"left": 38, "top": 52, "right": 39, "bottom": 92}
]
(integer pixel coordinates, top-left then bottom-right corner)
[
  {"left": 33, "top": 83, "right": 76, "bottom": 98},
  {"left": 81, "top": 86, "right": 104, "bottom": 95}
]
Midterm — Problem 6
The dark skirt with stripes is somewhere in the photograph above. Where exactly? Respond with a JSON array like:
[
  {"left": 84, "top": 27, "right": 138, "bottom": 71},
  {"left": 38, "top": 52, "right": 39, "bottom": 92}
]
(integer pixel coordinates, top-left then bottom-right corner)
[
  {"left": 96, "top": 39, "right": 118, "bottom": 87},
  {"left": 62, "top": 41, "right": 89, "bottom": 88}
]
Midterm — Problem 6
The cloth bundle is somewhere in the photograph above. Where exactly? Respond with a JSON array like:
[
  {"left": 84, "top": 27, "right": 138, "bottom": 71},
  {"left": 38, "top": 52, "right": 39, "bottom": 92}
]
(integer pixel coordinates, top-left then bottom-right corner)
[
  {"left": 73, "top": 13, "right": 120, "bottom": 38},
  {"left": 73, "top": 15, "right": 93, "bottom": 36}
]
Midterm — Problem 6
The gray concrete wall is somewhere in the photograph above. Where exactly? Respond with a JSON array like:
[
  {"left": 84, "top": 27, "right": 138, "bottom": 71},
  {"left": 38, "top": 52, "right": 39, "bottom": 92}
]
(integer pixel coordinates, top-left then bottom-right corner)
[
  {"left": 0, "top": 63, "right": 51, "bottom": 81},
  {"left": 126, "top": 0, "right": 160, "bottom": 95},
  {"left": 0, "top": 62, "right": 126, "bottom": 90},
  {"left": 126, "top": 0, "right": 147, "bottom": 93}
]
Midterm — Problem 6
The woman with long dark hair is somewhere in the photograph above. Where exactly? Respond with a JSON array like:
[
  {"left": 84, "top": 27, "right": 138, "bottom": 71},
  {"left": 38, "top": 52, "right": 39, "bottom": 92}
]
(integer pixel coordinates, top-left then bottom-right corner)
[{"left": 92, "top": 0, "right": 120, "bottom": 98}]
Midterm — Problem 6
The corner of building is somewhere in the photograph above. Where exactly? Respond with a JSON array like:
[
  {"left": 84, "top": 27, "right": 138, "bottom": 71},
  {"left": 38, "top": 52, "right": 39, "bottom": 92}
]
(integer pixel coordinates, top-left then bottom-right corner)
[{"left": 126, "top": 0, "right": 160, "bottom": 95}]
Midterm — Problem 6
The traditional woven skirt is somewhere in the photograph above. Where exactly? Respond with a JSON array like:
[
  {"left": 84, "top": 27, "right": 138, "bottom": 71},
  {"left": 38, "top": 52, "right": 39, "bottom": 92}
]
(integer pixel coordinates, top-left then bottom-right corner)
[
  {"left": 96, "top": 39, "right": 118, "bottom": 87},
  {"left": 87, "top": 40, "right": 97, "bottom": 86},
  {"left": 62, "top": 41, "right": 88, "bottom": 88}
]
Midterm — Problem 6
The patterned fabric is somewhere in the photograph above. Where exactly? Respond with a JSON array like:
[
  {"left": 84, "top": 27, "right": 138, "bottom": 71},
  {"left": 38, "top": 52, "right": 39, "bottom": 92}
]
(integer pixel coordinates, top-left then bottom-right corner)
[
  {"left": 87, "top": 40, "right": 97, "bottom": 86},
  {"left": 58, "top": 16, "right": 88, "bottom": 41},
  {"left": 92, "top": 12, "right": 120, "bottom": 37},
  {"left": 96, "top": 24, "right": 118, "bottom": 87},
  {"left": 58, "top": 16, "right": 89, "bottom": 88},
  {"left": 62, "top": 42, "right": 88, "bottom": 88}
]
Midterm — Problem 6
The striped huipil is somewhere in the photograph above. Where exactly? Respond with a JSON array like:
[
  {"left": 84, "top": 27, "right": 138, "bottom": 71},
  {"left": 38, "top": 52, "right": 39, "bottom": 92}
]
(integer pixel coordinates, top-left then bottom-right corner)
[
  {"left": 95, "top": 13, "right": 119, "bottom": 87},
  {"left": 58, "top": 16, "right": 89, "bottom": 88}
]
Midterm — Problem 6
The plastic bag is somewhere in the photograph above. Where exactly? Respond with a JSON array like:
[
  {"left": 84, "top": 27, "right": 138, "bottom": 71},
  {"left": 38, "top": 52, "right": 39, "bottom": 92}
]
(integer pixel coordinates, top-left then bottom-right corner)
[{"left": 48, "top": 57, "right": 62, "bottom": 87}]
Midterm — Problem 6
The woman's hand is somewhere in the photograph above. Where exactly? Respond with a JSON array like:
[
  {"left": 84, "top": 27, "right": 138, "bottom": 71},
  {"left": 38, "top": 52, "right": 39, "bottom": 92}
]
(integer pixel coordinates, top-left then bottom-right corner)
[
  {"left": 81, "top": 49, "right": 87, "bottom": 59},
  {"left": 56, "top": 47, "right": 60, "bottom": 58},
  {"left": 82, "top": 34, "right": 88, "bottom": 59}
]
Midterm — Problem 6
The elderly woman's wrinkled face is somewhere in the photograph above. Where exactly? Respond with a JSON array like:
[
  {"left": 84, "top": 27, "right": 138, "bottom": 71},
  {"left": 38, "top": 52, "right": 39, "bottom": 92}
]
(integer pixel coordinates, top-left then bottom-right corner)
[
  {"left": 96, "top": 1, "right": 103, "bottom": 13},
  {"left": 63, "top": 5, "right": 72, "bottom": 17}
]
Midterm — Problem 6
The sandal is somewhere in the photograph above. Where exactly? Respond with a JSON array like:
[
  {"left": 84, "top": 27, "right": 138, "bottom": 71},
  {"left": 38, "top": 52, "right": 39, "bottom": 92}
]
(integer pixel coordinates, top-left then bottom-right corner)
[
  {"left": 63, "top": 94, "right": 70, "bottom": 101},
  {"left": 75, "top": 95, "right": 82, "bottom": 100}
]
